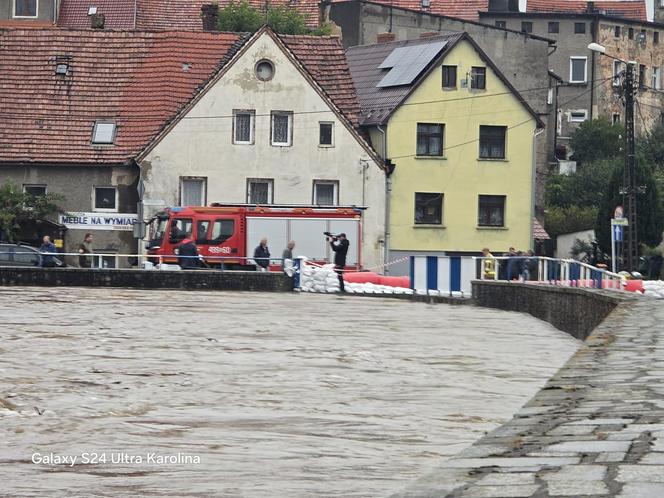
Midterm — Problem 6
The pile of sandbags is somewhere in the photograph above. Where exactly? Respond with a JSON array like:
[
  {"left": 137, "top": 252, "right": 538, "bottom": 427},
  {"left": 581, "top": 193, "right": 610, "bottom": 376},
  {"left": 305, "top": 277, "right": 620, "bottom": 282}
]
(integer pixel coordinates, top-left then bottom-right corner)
[
  {"left": 642, "top": 280, "right": 664, "bottom": 299},
  {"left": 299, "top": 264, "right": 341, "bottom": 293},
  {"left": 298, "top": 262, "right": 414, "bottom": 295}
]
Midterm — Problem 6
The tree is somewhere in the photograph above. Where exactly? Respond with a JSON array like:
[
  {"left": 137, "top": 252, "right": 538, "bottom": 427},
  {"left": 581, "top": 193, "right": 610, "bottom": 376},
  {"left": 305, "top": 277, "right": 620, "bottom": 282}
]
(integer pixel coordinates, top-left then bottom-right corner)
[
  {"left": 594, "top": 161, "right": 664, "bottom": 254},
  {"left": 217, "top": 0, "right": 263, "bottom": 33},
  {"left": 569, "top": 118, "right": 623, "bottom": 165},
  {"left": 217, "top": 0, "right": 312, "bottom": 35},
  {"left": 545, "top": 158, "right": 618, "bottom": 209},
  {"left": 266, "top": 5, "right": 307, "bottom": 35},
  {"left": 544, "top": 205, "right": 598, "bottom": 239},
  {"left": 0, "top": 182, "right": 64, "bottom": 243}
]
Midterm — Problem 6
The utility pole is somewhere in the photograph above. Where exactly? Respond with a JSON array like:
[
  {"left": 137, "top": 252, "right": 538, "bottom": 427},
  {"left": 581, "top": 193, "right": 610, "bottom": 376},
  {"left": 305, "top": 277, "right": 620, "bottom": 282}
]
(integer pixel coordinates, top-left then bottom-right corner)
[{"left": 621, "top": 62, "right": 638, "bottom": 272}]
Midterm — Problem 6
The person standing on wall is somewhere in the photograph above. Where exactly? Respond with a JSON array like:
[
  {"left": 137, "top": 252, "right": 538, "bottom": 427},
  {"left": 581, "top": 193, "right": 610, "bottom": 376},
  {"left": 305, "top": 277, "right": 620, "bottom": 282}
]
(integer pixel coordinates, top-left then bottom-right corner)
[
  {"left": 254, "top": 237, "right": 270, "bottom": 271},
  {"left": 329, "top": 233, "right": 349, "bottom": 292},
  {"left": 78, "top": 233, "right": 94, "bottom": 268}
]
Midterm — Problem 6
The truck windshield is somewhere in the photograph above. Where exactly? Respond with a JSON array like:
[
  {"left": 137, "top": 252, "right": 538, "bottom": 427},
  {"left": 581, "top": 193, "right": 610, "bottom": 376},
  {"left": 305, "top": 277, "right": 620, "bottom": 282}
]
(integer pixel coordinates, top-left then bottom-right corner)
[{"left": 147, "top": 216, "right": 169, "bottom": 248}]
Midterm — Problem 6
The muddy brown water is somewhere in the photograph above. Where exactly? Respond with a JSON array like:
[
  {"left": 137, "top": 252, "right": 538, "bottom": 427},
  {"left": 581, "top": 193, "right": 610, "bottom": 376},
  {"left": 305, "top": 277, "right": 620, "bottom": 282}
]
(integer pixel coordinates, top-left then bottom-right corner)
[{"left": 0, "top": 288, "right": 579, "bottom": 497}]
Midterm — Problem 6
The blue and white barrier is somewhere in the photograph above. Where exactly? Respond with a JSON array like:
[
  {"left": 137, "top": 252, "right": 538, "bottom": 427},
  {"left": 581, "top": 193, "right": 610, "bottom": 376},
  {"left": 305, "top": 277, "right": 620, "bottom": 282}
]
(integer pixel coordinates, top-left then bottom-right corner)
[{"left": 409, "top": 256, "right": 476, "bottom": 296}]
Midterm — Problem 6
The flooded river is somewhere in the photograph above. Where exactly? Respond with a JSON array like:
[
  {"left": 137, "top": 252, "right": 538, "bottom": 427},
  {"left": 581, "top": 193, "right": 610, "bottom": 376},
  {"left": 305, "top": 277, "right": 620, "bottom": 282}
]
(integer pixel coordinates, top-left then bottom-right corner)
[{"left": 0, "top": 288, "right": 579, "bottom": 497}]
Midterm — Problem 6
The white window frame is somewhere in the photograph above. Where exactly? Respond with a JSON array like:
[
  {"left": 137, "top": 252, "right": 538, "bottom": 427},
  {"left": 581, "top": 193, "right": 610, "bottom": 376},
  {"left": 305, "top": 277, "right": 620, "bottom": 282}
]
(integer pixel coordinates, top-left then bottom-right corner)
[
  {"left": 232, "top": 109, "right": 255, "bottom": 145},
  {"left": 92, "top": 186, "right": 119, "bottom": 213},
  {"left": 613, "top": 60, "right": 623, "bottom": 86},
  {"left": 246, "top": 178, "right": 274, "bottom": 204},
  {"left": 91, "top": 121, "right": 117, "bottom": 145},
  {"left": 318, "top": 121, "right": 335, "bottom": 147},
  {"left": 270, "top": 111, "right": 293, "bottom": 147},
  {"left": 652, "top": 66, "right": 661, "bottom": 90},
  {"left": 569, "top": 109, "right": 588, "bottom": 123},
  {"left": 22, "top": 184, "right": 47, "bottom": 195},
  {"left": 179, "top": 176, "right": 207, "bottom": 207},
  {"left": 312, "top": 180, "right": 339, "bottom": 206},
  {"left": 569, "top": 56, "right": 588, "bottom": 84},
  {"left": 13, "top": 0, "right": 38, "bottom": 18}
]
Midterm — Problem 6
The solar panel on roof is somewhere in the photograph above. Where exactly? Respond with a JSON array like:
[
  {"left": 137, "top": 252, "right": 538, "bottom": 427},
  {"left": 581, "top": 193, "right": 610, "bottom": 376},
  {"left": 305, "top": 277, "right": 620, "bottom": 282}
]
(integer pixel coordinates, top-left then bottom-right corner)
[{"left": 377, "top": 41, "right": 447, "bottom": 88}]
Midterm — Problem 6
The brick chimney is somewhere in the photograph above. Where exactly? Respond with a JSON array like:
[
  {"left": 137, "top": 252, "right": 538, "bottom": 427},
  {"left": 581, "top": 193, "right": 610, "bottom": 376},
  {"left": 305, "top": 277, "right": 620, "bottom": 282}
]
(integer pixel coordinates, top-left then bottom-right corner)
[
  {"left": 90, "top": 13, "right": 105, "bottom": 29},
  {"left": 201, "top": 4, "right": 219, "bottom": 31},
  {"left": 376, "top": 32, "right": 396, "bottom": 43}
]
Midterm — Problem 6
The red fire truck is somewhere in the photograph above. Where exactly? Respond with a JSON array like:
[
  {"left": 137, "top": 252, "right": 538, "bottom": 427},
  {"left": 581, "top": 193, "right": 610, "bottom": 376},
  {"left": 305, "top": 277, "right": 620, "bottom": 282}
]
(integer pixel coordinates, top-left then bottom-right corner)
[{"left": 146, "top": 204, "right": 364, "bottom": 270}]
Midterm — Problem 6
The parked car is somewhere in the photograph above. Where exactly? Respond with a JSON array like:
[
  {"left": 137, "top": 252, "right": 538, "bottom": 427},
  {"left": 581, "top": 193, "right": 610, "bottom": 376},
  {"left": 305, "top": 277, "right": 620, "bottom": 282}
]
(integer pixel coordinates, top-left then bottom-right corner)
[{"left": 0, "top": 243, "right": 65, "bottom": 267}]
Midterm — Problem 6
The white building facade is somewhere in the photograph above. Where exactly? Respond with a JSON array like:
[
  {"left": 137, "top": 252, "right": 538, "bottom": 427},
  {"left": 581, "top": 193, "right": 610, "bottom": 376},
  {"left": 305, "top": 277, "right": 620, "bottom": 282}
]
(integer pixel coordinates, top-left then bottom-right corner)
[{"left": 139, "top": 30, "right": 386, "bottom": 268}]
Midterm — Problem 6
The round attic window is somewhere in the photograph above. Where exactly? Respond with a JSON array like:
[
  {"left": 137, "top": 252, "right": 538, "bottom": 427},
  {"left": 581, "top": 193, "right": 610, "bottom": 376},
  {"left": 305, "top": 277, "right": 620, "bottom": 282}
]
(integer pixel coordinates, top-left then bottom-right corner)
[{"left": 255, "top": 59, "right": 275, "bottom": 81}]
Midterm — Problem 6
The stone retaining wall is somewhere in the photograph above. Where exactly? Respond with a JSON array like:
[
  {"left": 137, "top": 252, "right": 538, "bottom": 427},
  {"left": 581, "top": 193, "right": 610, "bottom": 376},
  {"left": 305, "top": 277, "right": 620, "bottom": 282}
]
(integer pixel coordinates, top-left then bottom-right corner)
[
  {"left": 471, "top": 281, "right": 634, "bottom": 340},
  {"left": 0, "top": 267, "right": 293, "bottom": 292}
]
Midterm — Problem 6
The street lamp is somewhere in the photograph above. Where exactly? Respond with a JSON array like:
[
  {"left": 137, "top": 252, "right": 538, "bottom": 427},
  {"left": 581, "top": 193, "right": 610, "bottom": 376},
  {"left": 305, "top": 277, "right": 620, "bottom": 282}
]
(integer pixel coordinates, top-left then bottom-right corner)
[{"left": 587, "top": 42, "right": 640, "bottom": 272}]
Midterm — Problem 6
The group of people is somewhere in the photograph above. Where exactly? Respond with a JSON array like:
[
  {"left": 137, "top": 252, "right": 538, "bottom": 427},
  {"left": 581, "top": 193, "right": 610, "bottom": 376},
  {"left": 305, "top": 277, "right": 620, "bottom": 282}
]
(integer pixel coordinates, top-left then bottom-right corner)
[
  {"left": 36, "top": 233, "right": 93, "bottom": 268},
  {"left": 253, "top": 234, "right": 349, "bottom": 290},
  {"left": 482, "top": 247, "right": 539, "bottom": 281}
]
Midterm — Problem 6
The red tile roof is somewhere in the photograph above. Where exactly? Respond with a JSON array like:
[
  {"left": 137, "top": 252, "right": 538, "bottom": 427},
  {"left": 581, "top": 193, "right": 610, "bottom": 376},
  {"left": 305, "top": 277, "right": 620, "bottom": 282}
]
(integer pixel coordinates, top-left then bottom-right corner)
[
  {"left": 329, "top": 0, "right": 646, "bottom": 22},
  {"left": 533, "top": 218, "right": 550, "bottom": 240},
  {"left": 57, "top": 0, "right": 136, "bottom": 29},
  {"left": 0, "top": 29, "right": 361, "bottom": 164},
  {"left": 526, "top": 0, "right": 647, "bottom": 21},
  {"left": 57, "top": 0, "right": 320, "bottom": 30},
  {"left": 279, "top": 33, "right": 360, "bottom": 125},
  {"left": 337, "top": 0, "right": 488, "bottom": 21},
  {"left": 0, "top": 29, "right": 243, "bottom": 164}
]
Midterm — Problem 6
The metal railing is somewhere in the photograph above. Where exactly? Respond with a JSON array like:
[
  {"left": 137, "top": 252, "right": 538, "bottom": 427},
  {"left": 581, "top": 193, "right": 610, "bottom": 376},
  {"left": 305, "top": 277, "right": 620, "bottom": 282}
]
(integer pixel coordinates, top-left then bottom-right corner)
[
  {"left": 474, "top": 256, "right": 625, "bottom": 291},
  {"left": 35, "top": 252, "right": 290, "bottom": 272}
]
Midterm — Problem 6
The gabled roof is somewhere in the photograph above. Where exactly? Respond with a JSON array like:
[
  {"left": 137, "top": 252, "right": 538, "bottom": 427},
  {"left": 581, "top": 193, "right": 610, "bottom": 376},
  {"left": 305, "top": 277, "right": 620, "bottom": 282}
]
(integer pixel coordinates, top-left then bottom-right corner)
[
  {"left": 0, "top": 29, "right": 244, "bottom": 165},
  {"left": 57, "top": 0, "right": 320, "bottom": 30},
  {"left": 346, "top": 33, "right": 542, "bottom": 128},
  {"left": 347, "top": 33, "right": 462, "bottom": 126},
  {"left": 138, "top": 27, "right": 378, "bottom": 163},
  {"left": 0, "top": 27, "right": 370, "bottom": 166},
  {"left": 525, "top": 0, "right": 647, "bottom": 21}
]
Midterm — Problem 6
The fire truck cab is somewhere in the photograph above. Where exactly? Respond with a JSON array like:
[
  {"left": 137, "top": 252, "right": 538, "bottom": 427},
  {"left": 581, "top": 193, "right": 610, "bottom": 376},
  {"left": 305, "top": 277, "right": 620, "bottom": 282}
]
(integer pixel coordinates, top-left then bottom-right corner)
[{"left": 146, "top": 204, "right": 363, "bottom": 270}]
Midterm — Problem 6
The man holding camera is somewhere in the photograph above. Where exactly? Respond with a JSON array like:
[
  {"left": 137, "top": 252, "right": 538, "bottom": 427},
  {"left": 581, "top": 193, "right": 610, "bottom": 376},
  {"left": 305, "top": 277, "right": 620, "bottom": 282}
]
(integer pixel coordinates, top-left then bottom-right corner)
[{"left": 328, "top": 232, "right": 349, "bottom": 292}]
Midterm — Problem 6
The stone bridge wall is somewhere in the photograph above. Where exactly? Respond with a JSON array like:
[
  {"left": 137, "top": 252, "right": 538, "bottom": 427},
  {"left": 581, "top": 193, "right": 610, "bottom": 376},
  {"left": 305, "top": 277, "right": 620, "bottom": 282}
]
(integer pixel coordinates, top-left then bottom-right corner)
[
  {"left": 471, "top": 281, "right": 634, "bottom": 340},
  {"left": 0, "top": 267, "right": 294, "bottom": 292}
]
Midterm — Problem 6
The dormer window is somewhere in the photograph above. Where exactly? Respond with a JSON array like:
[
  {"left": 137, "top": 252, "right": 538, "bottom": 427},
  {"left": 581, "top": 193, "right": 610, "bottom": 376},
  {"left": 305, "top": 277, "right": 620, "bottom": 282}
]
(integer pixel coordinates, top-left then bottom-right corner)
[{"left": 92, "top": 121, "right": 116, "bottom": 145}]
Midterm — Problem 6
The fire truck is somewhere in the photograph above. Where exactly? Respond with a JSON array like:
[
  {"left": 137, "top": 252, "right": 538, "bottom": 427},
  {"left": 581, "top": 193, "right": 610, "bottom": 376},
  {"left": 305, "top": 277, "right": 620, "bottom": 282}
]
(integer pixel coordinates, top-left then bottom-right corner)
[{"left": 146, "top": 204, "right": 364, "bottom": 270}]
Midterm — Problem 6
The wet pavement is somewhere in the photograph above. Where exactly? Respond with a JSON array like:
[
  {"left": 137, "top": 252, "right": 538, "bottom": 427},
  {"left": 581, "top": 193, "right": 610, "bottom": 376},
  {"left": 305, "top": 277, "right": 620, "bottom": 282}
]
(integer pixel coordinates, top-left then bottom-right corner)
[
  {"left": 391, "top": 299, "right": 664, "bottom": 498},
  {"left": 0, "top": 288, "right": 579, "bottom": 497}
]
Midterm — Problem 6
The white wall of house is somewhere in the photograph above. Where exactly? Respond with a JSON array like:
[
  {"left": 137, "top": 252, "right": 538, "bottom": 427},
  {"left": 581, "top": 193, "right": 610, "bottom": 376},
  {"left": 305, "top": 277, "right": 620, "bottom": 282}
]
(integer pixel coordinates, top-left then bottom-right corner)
[
  {"left": 555, "top": 229, "right": 595, "bottom": 258},
  {"left": 141, "top": 32, "right": 386, "bottom": 268}
]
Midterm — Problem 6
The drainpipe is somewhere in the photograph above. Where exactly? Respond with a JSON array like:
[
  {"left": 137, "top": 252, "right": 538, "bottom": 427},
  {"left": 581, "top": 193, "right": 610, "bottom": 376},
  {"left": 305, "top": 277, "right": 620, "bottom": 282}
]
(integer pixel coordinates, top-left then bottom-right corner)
[
  {"left": 377, "top": 124, "right": 390, "bottom": 273},
  {"left": 532, "top": 126, "right": 545, "bottom": 251}
]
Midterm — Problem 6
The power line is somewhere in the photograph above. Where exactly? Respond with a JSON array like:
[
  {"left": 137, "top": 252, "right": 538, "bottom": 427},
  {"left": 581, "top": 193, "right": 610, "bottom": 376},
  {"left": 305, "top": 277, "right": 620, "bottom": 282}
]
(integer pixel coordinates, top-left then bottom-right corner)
[
  {"left": 387, "top": 77, "right": 612, "bottom": 161},
  {"left": 0, "top": 77, "right": 614, "bottom": 124}
]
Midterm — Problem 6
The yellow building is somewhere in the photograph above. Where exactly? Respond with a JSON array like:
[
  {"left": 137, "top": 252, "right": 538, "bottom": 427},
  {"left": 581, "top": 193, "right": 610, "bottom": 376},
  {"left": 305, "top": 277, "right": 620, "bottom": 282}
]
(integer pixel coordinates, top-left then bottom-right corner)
[{"left": 347, "top": 33, "right": 544, "bottom": 271}]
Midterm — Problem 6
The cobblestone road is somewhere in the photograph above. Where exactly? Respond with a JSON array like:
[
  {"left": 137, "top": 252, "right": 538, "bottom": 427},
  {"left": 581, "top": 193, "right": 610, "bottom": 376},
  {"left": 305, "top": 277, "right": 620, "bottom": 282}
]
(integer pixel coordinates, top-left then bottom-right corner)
[
  {"left": 392, "top": 299, "right": 664, "bottom": 498},
  {"left": 0, "top": 287, "right": 578, "bottom": 498}
]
